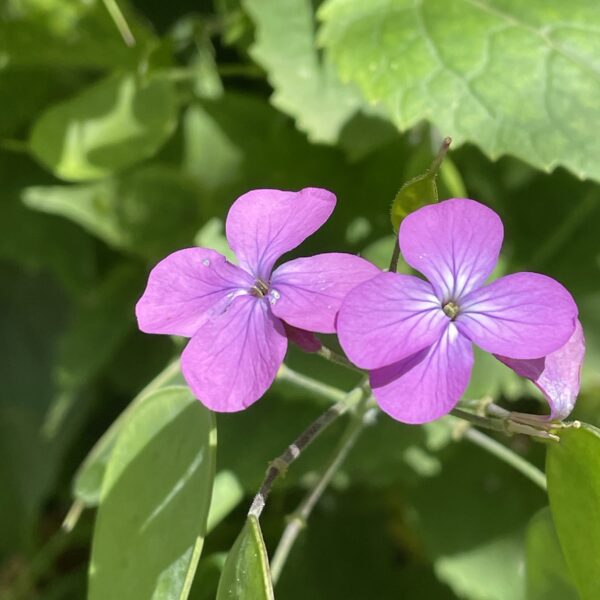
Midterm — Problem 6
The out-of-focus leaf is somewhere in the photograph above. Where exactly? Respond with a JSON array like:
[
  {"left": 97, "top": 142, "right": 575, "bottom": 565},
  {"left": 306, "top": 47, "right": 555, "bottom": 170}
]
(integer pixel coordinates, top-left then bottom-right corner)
[
  {"left": 547, "top": 426, "right": 600, "bottom": 600},
  {"left": 207, "top": 471, "right": 244, "bottom": 533},
  {"left": 194, "top": 217, "right": 235, "bottom": 262},
  {"left": 89, "top": 386, "right": 216, "bottom": 600},
  {"left": 0, "top": 0, "right": 156, "bottom": 69},
  {"left": 73, "top": 359, "right": 183, "bottom": 507},
  {"left": 525, "top": 507, "right": 578, "bottom": 600},
  {"left": 216, "top": 516, "right": 274, "bottom": 600},
  {"left": 244, "top": 0, "right": 362, "bottom": 143},
  {"left": 29, "top": 73, "right": 178, "bottom": 181},
  {"left": 405, "top": 440, "right": 545, "bottom": 600},
  {"left": 23, "top": 165, "right": 201, "bottom": 259},
  {"left": 189, "top": 553, "right": 227, "bottom": 600},
  {"left": 319, "top": 0, "right": 600, "bottom": 182}
]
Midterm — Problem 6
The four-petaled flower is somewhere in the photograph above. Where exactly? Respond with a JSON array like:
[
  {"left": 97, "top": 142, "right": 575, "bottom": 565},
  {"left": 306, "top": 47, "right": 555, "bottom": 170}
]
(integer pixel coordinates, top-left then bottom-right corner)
[
  {"left": 337, "top": 198, "right": 584, "bottom": 424},
  {"left": 136, "top": 188, "right": 379, "bottom": 412}
]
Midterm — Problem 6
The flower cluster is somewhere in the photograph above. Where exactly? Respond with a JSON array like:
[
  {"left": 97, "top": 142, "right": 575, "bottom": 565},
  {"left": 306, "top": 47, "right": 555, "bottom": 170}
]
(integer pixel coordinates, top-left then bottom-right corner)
[{"left": 137, "top": 189, "right": 584, "bottom": 423}]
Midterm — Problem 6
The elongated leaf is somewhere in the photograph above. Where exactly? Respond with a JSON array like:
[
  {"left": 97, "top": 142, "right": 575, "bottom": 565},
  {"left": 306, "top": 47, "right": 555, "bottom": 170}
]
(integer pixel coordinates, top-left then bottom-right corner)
[
  {"left": 547, "top": 425, "right": 600, "bottom": 600},
  {"left": 89, "top": 386, "right": 216, "bottom": 600},
  {"left": 216, "top": 516, "right": 274, "bottom": 600},
  {"left": 319, "top": 0, "right": 600, "bottom": 182},
  {"left": 73, "top": 360, "right": 183, "bottom": 507},
  {"left": 29, "top": 73, "right": 177, "bottom": 181},
  {"left": 525, "top": 507, "right": 578, "bottom": 600},
  {"left": 245, "top": 0, "right": 362, "bottom": 143}
]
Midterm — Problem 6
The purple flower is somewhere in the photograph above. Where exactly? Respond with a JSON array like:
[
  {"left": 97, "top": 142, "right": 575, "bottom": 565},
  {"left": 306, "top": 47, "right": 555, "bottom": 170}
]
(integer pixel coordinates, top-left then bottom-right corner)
[
  {"left": 136, "top": 188, "right": 379, "bottom": 412},
  {"left": 337, "top": 198, "right": 584, "bottom": 424}
]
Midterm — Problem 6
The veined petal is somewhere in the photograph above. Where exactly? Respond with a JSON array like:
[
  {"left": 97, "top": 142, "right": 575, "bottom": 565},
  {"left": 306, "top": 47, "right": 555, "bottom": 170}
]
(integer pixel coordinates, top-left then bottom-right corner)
[
  {"left": 282, "top": 323, "right": 322, "bottom": 353},
  {"left": 399, "top": 198, "right": 503, "bottom": 301},
  {"left": 370, "top": 323, "right": 474, "bottom": 424},
  {"left": 457, "top": 272, "right": 578, "bottom": 359},
  {"left": 496, "top": 320, "right": 585, "bottom": 420},
  {"left": 225, "top": 188, "right": 336, "bottom": 280},
  {"left": 181, "top": 295, "right": 287, "bottom": 412},
  {"left": 337, "top": 272, "right": 447, "bottom": 370},
  {"left": 136, "top": 247, "right": 253, "bottom": 337},
  {"left": 270, "top": 253, "right": 380, "bottom": 333}
]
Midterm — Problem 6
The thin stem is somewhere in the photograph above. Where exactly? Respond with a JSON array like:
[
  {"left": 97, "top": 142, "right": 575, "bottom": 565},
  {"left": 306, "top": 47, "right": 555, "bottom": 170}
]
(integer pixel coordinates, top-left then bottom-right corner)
[
  {"left": 102, "top": 0, "right": 136, "bottom": 47},
  {"left": 461, "top": 427, "right": 547, "bottom": 491},
  {"left": 277, "top": 364, "right": 347, "bottom": 404},
  {"left": 451, "top": 408, "right": 505, "bottom": 433},
  {"left": 388, "top": 239, "right": 401, "bottom": 273},
  {"left": 248, "top": 383, "right": 368, "bottom": 520},
  {"left": 270, "top": 400, "right": 373, "bottom": 584},
  {"left": 315, "top": 344, "right": 363, "bottom": 373}
]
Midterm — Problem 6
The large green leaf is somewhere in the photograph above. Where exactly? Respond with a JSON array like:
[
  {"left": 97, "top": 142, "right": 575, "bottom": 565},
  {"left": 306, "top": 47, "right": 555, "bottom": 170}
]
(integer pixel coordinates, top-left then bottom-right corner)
[
  {"left": 89, "top": 386, "right": 216, "bottom": 600},
  {"left": 22, "top": 165, "right": 201, "bottom": 259},
  {"left": 244, "top": 0, "right": 362, "bottom": 143},
  {"left": 29, "top": 73, "right": 177, "bottom": 181},
  {"left": 547, "top": 426, "right": 600, "bottom": 600},
  {"left": 319, "top": 0, "right": 600, "bottom": 182},
  {"left": 73, "top": 359, "right": 183, "bottom": 506},
  {"left": 216, "top": 516, "right": 274, "bottom": 600},
  {"left": 525, "top": 507, "right": 578, "bottom": 600}
]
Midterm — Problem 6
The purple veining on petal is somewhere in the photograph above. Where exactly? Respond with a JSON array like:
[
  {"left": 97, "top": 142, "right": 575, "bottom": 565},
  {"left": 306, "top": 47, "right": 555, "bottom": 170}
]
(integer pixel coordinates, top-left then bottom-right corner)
[
  {"left": 370, "top": 323, "right": 474, "bottom": 424},
  {"left": 136, "top": 247, "right": 253, "bottom": 338},
  {"left": 496, "top": 320, "right": 585, "bottom": 420},
  {"left": 181, "top": 294, "right": 288, "bottom": 412},
  {"left": 270, "top": 252, "right": 380, "bottom": 334},
  {"left": 225, "top": 187, "right": 336, "bottom": 280},
  {"left": 399, "top": 198, "right": 503, "bottom": 302},
  {"left": 337, "top": 272, "right": 448, "bottom": 370}
]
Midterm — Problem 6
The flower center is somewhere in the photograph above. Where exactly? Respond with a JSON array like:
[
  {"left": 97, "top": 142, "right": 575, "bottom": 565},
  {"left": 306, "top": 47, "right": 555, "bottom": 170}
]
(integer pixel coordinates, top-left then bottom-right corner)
[
  {"left": 443, "top": 301, "right": 460, "bottom": 320},
  {"left": 250, "top": 279, "right": 269, "bottom": 298}
]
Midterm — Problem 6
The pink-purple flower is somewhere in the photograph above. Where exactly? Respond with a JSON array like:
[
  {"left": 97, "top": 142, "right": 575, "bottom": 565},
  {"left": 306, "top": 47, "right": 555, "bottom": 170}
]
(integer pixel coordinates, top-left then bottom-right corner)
[
  {"left": 337, "top": 198, "right": 584, "bottom": 424},
  {"left": 136, "top": 188, "right": 379, "bottom": 412}
]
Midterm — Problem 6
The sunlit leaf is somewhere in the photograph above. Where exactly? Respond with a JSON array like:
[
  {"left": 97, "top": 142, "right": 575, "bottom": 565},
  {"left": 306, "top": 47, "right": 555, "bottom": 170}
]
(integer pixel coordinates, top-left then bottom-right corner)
[
  {"left": 547, "top": 425, "right": 600, "bottom": 600},
  {"left": 89, "top": 386, "right": 216, "bottom": 600},
  {"left": 216, "top": 516, "right": 274, "bottom": 600},
  {"left": 319, "top": 0, "right": 600, "bottom": 182}
]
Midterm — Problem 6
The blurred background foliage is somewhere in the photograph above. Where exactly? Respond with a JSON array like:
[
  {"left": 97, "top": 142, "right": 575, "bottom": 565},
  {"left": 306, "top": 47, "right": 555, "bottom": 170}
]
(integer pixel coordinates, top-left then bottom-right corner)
[{"left": 0, "top": 0, "right": 599, "bottom": 598}]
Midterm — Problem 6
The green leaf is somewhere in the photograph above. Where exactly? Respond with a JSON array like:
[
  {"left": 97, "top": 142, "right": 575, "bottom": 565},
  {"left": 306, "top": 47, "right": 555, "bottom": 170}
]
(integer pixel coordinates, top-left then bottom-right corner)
[
  {"left": 525, "top": 507, "right": 578, "bottom": 600},
  {"left": 23, "top": 165, "right": 201, "bottom": 259},
  {"left": 244, "top": 0, "right": 362, "bottom": 143},
  {"left": 547, "top": 426, "right": 600, "bottom": 600},
  {"left": 207, "top": 471, "right": 244, "bottom": 532},
  {"left": 89, "top": 386, "right": 216, "bottom": 600},
  {"left": 390, "top": 138, "right": 450, "bottom": 231},
  {"left": 29, "top": 73, "right": 177, "bottom": 181},
  {"left": 319, "top": 0, "right": 600, "bottom": 182},
  {"left": 73, "top": 359, "right": 183, "bottom": 507},
  {"left": 216, "top": 516, "right": 274, "bottom": 600}
]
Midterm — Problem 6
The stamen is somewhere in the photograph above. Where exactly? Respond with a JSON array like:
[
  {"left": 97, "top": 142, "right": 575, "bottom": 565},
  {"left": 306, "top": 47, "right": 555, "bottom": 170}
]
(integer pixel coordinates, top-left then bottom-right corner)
[
  {"left": 250, "top": 279, "right": 270, "bottom": 297},
  {"left": 443, "top": 301, "right": 460, "bottom": 320}
]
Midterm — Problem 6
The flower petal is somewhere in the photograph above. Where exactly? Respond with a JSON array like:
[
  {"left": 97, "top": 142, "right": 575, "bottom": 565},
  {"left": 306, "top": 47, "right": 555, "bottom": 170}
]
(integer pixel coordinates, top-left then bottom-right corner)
[
  {"left": 136, "top": 248, "right": 253, "bottom": 337},
  {"left": 370, "top": 323, "right": 473, "bottom": 424},
  {"left": 269, "top": 253, "right": 380, "bottom": 334},
  {"left": 337, "top": 272, "right": 448, "bottom": 370},
  {"left": 181, "top": 295, "right": 287, "bottom": 412},
  {"left": 225, "top": 188, "right": 336, "bottom": 279},
  {"left": 457, "top": 272, "right": 578, "bottom": 359},
  {"left": 399, "top": 198, "right": 503, "bottom": 301},
  {"left": 496, "top": 320, "right": 585, "bottom": 420}
]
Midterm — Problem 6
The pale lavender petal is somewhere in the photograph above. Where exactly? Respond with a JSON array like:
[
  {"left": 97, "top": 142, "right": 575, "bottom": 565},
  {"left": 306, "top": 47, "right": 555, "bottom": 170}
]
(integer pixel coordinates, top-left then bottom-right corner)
[
  {"left": 457, "top": 272, "right": 578, "bottom": 359},
  {"left": 225, "top": 188, "right": 336, "bottom": 280},
  {"left": 370, "top": 323, "right": 474, "bottom": 424},
  {"left": 283, "top": 323, "right": 322, "bottom": 353},
  {"left": 181, "top": 295, "right": 287, "bottom": 412},
  {"left": 136, "top": 248, "right": 253, "bottom": 337},
  {"left": 496, "top": 320, "right": 585, "bottom": 420},
  {"left": 337, "top": 272, "right": 448, "bottom": 370},
  {"left": 399, "top": 198, "right": 503, "bottom": 301},
  {"left": 269, "top": 253, "right": 380, "bottom": 334}
]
